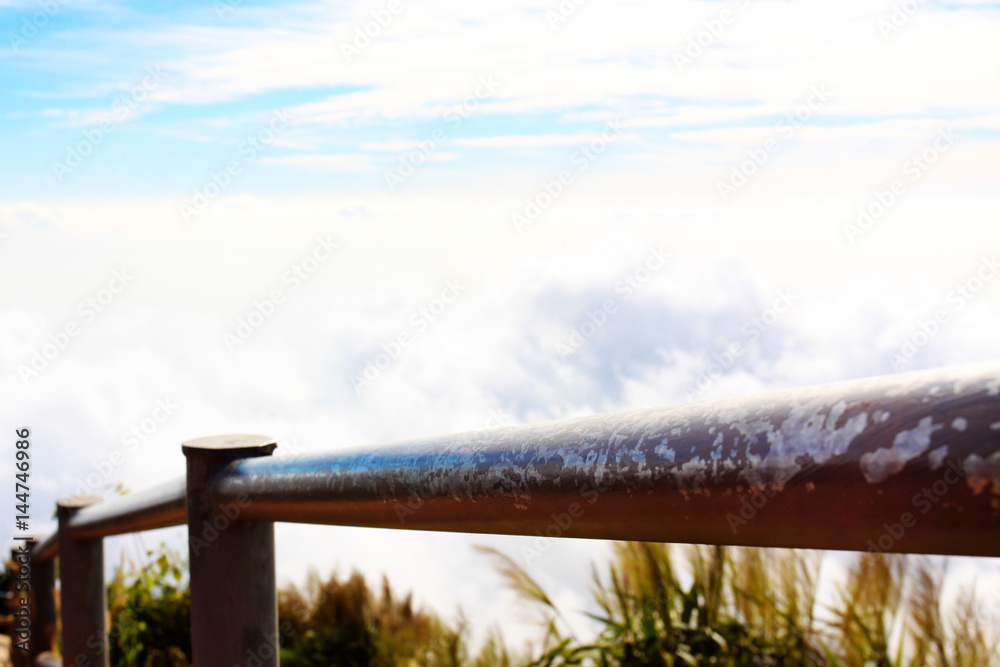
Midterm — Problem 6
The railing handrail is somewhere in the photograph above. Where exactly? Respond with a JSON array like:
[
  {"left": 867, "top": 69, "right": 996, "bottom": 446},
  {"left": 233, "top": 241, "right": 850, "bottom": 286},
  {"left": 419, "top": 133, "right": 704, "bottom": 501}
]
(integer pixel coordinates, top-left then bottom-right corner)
[
  {"left": 27, "top": 362, "right": 1000, "bottom": 559},
  {"left": 65, "top": 477, "right": 186, "bottom": 540},
  {"left": 208, "top": 362, "right": 1000, "bottom": 557},
  {"left": 12, "top": 362, "right": 1000, "bottom": 666},
  {"left": 30, "top": 531, "right": 58, "bottom": 563},
  {"left": 28, "top": 478, "right": 186, "bottom": 563}
]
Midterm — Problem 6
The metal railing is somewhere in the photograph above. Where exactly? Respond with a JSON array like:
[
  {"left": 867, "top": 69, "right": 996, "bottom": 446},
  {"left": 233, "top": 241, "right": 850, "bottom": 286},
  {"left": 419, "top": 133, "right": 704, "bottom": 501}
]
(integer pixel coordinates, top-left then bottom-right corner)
[{"left": 9, "top": 363, "right": 1000, "bottom": 666}]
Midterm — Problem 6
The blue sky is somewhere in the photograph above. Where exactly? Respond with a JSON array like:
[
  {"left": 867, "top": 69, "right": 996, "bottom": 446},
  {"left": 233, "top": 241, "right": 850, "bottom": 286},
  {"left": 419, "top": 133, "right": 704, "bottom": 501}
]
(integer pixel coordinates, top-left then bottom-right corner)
[
  {"left": 3, "top": 0, "right": 1000, "bottom": 651},
  {"left": 4, "top": 0, "right": 999, "bottom": 203}
]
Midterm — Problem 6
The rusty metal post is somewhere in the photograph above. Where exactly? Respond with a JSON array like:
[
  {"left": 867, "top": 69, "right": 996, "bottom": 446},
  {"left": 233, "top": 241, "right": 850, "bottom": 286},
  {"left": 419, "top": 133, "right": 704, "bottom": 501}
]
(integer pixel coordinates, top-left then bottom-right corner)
[
  {"left": 28, "top": 540, "right": 56, "bottom": 664},
  {"left": 57, "top": 495, "right": 107, "bottom": 667},
  {"left": 183, "top": 435, "right": 278, "bottom": 667}
]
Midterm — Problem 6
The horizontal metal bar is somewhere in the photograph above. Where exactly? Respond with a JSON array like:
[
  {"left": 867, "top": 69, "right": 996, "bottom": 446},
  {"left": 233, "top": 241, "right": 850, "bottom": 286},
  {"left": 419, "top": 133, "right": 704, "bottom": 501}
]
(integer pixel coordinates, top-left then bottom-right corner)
[
  {"left": 212, "top": 364, "right": 1000, "bottom": 557},
  {"left": 66, "top": 477, "right": 187, "bottom": 540},
  {"left": 33, "top": 531, "right": 59, "bottom": 562}
]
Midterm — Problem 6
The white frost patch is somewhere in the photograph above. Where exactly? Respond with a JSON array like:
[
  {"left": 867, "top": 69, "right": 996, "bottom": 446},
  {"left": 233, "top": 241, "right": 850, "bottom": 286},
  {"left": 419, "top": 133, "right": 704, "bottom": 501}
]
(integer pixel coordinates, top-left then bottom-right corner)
[
  {"left": 677, "top": 457, "right": 710, "bottom": 491},
  {"left": 951, "top": 417, "right": 968, "bottom": 432},
  {"left": 679, "top": 458, "right": 708, "bottom": 474},
  {"left": 963, "top": 452, "right": 1000, "bottom": 495},
  {"left": 874, "top": 410, "right": 891, "bottom": 423},
  {"left": 775, "top": 400, "right": 869, "bottom": 464},
  {"left": 729, "top": 400, "right": 869, "bottom": 484},
  {"left": 991, "top": 421, "right": 1000, "bottom": 431},
  {"left": 860, "top": 416, "right": 943, "bottom": 483},
  {"left": 654, "top": 444, "right": 676, "bottom": 462},
  {"left": 988, "top": 379, "right": 1000, "bottom": 396},
  {"left": 928, "top": 445, "right": 948, "bottom": 470}
]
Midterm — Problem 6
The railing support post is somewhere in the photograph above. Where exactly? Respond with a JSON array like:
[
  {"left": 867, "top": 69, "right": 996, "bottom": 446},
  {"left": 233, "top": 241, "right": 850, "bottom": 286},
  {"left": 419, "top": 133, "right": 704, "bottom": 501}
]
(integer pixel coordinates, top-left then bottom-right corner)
[
  {"left": 183, "top": 434, "right": 278, "bottom": 667},
  {"left": 57, "top": 495, "right": 107, "bottom": 667},
  {"left": 27, "top": 540, "right": 56, "bottom": 664}
]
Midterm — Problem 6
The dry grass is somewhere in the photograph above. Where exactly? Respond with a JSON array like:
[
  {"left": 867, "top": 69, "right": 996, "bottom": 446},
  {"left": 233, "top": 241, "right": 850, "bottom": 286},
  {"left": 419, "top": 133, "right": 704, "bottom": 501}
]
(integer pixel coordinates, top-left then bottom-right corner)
[{"left": 479, "top": 544, "right": 999, "bottom": 667}]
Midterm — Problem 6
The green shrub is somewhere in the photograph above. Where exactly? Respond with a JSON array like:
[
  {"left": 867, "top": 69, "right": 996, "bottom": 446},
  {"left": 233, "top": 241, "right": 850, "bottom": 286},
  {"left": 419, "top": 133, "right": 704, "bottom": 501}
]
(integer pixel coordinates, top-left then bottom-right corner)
[{"left": 106, "top": 545, "right": 191, "bottom": 667}]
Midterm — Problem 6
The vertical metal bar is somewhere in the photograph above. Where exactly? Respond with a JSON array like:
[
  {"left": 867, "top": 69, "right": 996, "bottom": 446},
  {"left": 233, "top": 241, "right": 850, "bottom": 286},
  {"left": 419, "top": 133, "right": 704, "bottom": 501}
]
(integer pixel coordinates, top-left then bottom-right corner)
[
  {"left": 28, "top": 540, "right": 56, "bottom": 664},
  {"left": 57, "top": 495, "right": 107, "bottom": 667},
  {"left": 183, "top": 434, "right": 278, "bottom": 667}
]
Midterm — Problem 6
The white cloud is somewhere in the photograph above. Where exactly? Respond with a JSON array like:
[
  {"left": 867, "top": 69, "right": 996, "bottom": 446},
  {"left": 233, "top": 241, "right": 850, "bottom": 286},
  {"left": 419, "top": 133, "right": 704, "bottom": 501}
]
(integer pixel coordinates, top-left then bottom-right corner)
[
  {"left": 258, "top": 152, "right": 372, "bottom": 170},
  {"left": 452, "top": 133, "right": 609, "bottom": 148},
  {"left": 5, "top": 0, "right": 1000, "bottom": 655},
  {"left": 4, "top": 191, "right": 1000, "bottom": 650}
]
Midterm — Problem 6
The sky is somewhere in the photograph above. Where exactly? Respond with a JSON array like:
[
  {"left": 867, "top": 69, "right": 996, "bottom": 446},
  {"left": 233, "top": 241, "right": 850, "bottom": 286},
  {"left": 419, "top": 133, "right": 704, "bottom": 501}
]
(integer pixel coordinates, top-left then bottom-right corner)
[{"left": 2, "top": 0, "right": 1000, "bottom": 653}]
